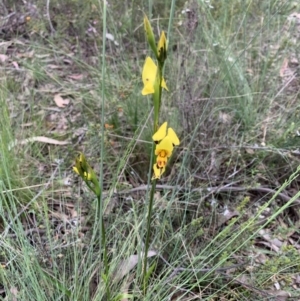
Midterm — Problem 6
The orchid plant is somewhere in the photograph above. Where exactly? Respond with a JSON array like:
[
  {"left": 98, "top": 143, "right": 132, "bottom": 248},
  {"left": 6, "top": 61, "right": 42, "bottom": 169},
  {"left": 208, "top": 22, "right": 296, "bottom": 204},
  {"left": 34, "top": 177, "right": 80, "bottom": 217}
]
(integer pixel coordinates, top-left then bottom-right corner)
[
  {"left": 72, "top": 14, "right": 180, "bottom": 298},
  {"left": 73, "top": 152, "right": 110, "bottom": 299},
  {"left": 141, "top": 15, "right": 180, "bottom": 293}
]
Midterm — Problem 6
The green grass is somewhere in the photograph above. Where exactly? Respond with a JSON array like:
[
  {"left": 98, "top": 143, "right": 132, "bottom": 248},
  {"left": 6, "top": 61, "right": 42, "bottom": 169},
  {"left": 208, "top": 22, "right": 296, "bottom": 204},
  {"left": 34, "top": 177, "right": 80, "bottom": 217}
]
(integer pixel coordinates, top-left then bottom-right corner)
[{"left": 1, "top": 0, "right": 300, "bottom": 300}]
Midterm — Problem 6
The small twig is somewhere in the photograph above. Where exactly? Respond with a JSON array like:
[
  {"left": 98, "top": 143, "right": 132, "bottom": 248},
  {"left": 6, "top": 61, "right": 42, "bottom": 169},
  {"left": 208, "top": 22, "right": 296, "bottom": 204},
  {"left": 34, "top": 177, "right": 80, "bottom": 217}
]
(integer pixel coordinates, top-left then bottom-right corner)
[
  {"left": 1, "top": 12, "right": 16, "bottom": 20},
  {"left": 46, "top": 0, "right": 55, "bottom": 34},
  {"left": 220, "top": 272, "right": 274, "bottom": 297},
  {"left": 6, "top": 227, "right": 46, "bottom": 238},
  {"left": 158, "top": 253, "right": 249, "bottom": 283},
  {"left": 200, "top": 144, "right": 297, "bottom": 154},
  {"left": 273, "top": 74, "right": 296, "bottom": 100},
  {"left": 111, "top": 184, "right": 300, "bottom": 205},
  {"left": 228, "top": 158, "right": 256, "bottom": 179}
]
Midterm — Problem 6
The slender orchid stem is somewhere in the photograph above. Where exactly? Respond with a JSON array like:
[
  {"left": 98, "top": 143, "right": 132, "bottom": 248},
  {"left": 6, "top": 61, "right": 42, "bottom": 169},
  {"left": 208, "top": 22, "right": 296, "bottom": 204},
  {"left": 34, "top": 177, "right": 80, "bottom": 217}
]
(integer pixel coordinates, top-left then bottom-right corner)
[{"left": 142, "top": 61, "right": 163, "bottom": 294}]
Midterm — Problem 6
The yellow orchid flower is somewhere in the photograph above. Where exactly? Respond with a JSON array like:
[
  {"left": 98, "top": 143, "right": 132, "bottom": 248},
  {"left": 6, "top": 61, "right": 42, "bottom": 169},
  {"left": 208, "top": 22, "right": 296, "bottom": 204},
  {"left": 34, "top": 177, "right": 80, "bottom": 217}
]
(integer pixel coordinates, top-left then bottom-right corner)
[
  {"left": 152, "top": 123, "right": 180, "bottom": 179},
  {"left": 155, "top": 136, "right": 174, "bottom": 168},
  {"left": 152, "top": 122, "right": 180, "bottom": 145},
  {"left": 167, "top": 127, "right": 180, "bottom": 146},
  {"left": 152, "top": 121, "right": 167, "bottom": 142},
  {"left": 73, "top": 166, "right": 92, "bottom": 181},
  {"left": 73, "top": 152, "right": 101, "bottom": 196},
  {"left": 152, "top": 164, "right": 166, "bottom": 180},
  {"left": 73, "top": 153, "right": 86, "bottom": 174},
  {"left": 73, "top": 166, "right": 79, "bottom": 175},
  {"left": 73, "top": 153, "right": 93, "bottom": 181},
  {"left": 142, "top": 56, "right": 168, "bottom": 95}
]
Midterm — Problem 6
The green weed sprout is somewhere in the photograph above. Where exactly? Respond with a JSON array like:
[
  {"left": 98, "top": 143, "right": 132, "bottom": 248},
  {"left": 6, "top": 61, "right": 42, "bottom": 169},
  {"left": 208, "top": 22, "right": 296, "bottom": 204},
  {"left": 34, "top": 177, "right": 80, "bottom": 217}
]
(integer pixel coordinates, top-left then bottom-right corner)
[
  {"left": 141, "top": 15, "right": 180, "bottom": 293},
  {"left": 73, "top": 152, "right": 110, "bottom": 299}
]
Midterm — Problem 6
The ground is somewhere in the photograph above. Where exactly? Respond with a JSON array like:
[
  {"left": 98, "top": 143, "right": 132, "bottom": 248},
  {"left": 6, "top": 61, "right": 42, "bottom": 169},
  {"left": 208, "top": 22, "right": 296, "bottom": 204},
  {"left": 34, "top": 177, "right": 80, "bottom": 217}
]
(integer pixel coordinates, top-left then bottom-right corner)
[{"left": 1, "top": 0, "right": 300, "bottom": 300}]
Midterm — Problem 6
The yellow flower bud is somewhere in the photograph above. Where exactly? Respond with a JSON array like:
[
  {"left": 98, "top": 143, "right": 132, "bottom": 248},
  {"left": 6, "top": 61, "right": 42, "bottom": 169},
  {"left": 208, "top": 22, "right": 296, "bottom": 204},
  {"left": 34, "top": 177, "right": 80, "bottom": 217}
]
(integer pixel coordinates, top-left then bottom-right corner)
[{"left": 157, "top": 31, "right": 167, "bottom": 63}]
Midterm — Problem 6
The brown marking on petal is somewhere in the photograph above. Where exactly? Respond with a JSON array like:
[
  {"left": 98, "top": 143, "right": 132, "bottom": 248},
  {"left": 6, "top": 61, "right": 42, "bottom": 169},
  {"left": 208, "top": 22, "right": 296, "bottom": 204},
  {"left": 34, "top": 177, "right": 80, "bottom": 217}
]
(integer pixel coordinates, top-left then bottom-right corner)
[
  {"left": 158, "top": 150, "right": 167, "bottom": 158},
  {"left": 157, "top": 160, "right": 166, "bottom": 168}
]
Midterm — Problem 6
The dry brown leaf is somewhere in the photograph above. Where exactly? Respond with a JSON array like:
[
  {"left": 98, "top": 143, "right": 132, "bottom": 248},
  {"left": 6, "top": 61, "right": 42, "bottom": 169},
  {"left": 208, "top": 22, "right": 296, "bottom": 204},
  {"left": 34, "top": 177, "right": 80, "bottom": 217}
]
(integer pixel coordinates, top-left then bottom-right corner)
[
  {"left": 235, "top": 274, "right": 253, "bottom": 286},
  {"left": 113, "top": 250, "right": 157, "bottom": 282},
  {"left": 10, "top": 287, "right": 19, "bottom": 301},
  {"left": 12, "top": 61, "right": 19, "bottom": 69},
  {"left": 0, "top": 41, "right": 13, "bottom": 47},
  {"left": 216, "top": 209, "right": 239, "bottom": 228},
  {"left": 293, "top": 274, "right": 300, "bottom": 284},
  {"left": 69, "top": 208, "right": 78, "bottom": 218},
  {"left": 120, "top": 274, "right": 135, "bottom": 301},
  {"left": 218, "top": 111, "right": 232, "bottom": 124},
  {"left": 288, "top": 12, "right": 300, "bottom": 21},
  {"left": 258, "top": 229, "right": 283, "bottom": 251},
  {"left": 47, "top": 64, "right": 63, "bottom": 69},
  {"left": 254, "top": 252, "right": 269, "bottom": 264},
  {"left": 265, "top": 290, "right": 291, "bottom": 301},
  {"left": 54, "top": 94, "right": 70, "bottom": 108},
  {"left": 105, "top": 123, "right": 114, "bottom": 129},
  {"left": 0, "top": 54, "right": 8, "bottom": 63},
  {"left": 50, "top": 211, "right": 69, "bottom": 224},
  {"left": 25, "top": 136, "right": 70, "bottom": 145},
  {"left": 245, "top": 148, "right": 255, "bottom": 155},
  {"left": 16, "top": 50, "right": 34, "bottom": 58},
  {"left": 68, "top": 74, "right": 83, "bottom": 80},
  {"left": 8, "top": 136, "right": 70, "bottom": 150}
]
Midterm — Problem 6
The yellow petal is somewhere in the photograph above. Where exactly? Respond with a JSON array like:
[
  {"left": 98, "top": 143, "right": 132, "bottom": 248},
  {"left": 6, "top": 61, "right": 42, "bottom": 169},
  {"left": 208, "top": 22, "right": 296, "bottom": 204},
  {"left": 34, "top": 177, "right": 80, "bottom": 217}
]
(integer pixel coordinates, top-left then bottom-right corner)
[
  {"left": 161, "top": 78, "right": 168, "bottom": 91},
  {"left": 142, "top": 56, "right": 156, "bottom": 87},
  {"left": 167, "top": 128, "right": 180, "bottom": 146},
  {"left": 142, "top": 56, "right": 168, "bottom": 95},
  {"left": 83, "top": 171, "right": 92, "bottom": 181},
  {"left": 73, "top": 166, "right": 80, "bottom": 175},
  {"left": 152, "top": 164, "right": 165, "bottom": 180},
  {"left": 152, "top": 122, "right": 167, "bottom": 142},
  {"left": 157, "top": 31, "right": 167, "bottom": 53},
  {"left": 142, "top": 82, "right": 155, "bottom": 95},
  {"left": 157, "top": 31, "right": 167, "bottom": 62},
  {"left": 78, "top": 152, "right": 85, "bottom": 163},
  {"left": 156, "top": 155, "right": 168, "bottom": 168},
  {"left": 155, "top": 136, "right": 173, "bottom": 156}
]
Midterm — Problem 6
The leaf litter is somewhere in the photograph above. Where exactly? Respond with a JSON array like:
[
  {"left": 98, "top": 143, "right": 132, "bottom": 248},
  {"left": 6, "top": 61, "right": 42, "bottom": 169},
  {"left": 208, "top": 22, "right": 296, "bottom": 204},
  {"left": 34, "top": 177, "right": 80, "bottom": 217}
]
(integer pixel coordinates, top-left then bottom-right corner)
[{"left": 1, "top": 3, "right": 300, "bottom": 300}]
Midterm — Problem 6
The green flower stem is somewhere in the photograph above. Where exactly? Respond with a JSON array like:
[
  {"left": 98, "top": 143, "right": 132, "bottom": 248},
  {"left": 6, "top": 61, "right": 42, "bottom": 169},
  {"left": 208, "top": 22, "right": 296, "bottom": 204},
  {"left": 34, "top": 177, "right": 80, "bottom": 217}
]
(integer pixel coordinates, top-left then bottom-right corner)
[
  {"left": 80, "top": 174, "right": 109, "bottom": 298},
  {"left": 143, "top": 176, "right": 156, "bottom": 294},
  {"left": 153, "top": 62, "right": 164, "bottom": 129},
  {"left": 143, "top": 61, "right": 164, "bottom": 295},
  {"left": 99, "top": 0, "right": 109, "bottom": 298},
  {"left": 96, "top": 193, "right": 110, "bottom": 300}
]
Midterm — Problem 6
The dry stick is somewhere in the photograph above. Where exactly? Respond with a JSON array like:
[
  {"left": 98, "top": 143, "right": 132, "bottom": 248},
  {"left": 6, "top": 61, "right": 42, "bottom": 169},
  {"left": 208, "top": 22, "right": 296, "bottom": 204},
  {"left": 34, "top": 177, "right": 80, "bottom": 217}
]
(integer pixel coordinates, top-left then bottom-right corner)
[
  {"left": 46, "top": 0, "right": 55, "bottom": 34},
  {"left": 6, "top": 228, "right": 47, "bottom": 238},
  {"left": 159, "top": 253, "right": 250, "bottom": 283},
  {"left": 111, "top": 184, "right": 299, "bottom": 205},
  {"left": 220, "top": 272, "right": 281, "bottom": 298},
  {"left": 106, "top": 133, "right": 300, "bottom": 159},
  {"left": 1, "top": 164, "right": 59, "bottom": 239},
  {"left": 273, "top": 74, "right": 296, "bottom": 101}
]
